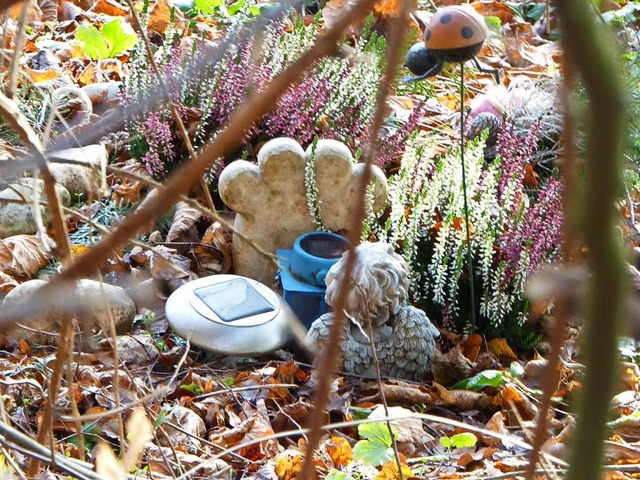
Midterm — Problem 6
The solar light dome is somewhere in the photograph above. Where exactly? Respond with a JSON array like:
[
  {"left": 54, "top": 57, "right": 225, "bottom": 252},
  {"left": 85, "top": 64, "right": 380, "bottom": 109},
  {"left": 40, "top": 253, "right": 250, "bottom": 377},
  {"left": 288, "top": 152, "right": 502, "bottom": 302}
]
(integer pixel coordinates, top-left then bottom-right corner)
[{"left": 165, "top": 274, "right": 293, "bottom": 355}]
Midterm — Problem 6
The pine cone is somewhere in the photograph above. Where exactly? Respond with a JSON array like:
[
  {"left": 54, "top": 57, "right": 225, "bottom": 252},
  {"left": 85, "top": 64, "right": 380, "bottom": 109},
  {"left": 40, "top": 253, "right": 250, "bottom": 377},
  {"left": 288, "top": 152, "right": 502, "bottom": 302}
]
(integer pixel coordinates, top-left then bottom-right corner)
[{"left": 466, "top": 112, "right": 502, "bottom": 160}]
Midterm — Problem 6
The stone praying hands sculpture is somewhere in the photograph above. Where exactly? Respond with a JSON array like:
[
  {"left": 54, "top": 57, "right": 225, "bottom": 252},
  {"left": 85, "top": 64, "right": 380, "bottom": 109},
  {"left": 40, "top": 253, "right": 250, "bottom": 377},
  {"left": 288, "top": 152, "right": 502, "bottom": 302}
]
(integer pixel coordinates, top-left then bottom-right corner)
[
  {"left": 305, "top": 242, "right": 440, "bottom": 381},
  {"left": 218, "top": 138, "right": 388, "bottom": 284}
]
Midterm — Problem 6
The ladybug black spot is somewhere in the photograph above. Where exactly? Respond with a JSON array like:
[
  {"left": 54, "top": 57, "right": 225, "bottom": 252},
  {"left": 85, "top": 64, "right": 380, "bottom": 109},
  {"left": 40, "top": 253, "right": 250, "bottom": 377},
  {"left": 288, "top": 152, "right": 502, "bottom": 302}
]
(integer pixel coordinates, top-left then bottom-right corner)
[
  {"left": 461, "top": 26, "right": 473, "bottom": 39},
  {"left": 425, "top": 29, "right": 431, "bottom": 41},
  {"left": 440, "top": 13, "right": 452, "bottom": 24}
]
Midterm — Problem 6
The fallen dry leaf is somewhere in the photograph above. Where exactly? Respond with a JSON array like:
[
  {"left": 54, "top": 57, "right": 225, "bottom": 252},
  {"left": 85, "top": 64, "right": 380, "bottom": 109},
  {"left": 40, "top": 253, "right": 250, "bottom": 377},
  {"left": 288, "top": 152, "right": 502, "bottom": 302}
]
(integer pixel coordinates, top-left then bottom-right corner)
[
  {"left": 274, "top": 450, "right": 304, "bottom": 480},
  {"left": 461, "top": 334, "right": 483, "bottom": 362},
  {"left": 0, "top": 271, "right": 18, "bottom": 294},
  {"left": 7, "top": 0, "right": 42, "bottom": 22},
  {"left": 325, "top": 436, "right": 353, "bottom": 467},
  {"left": 433, "top": 382, "right": 494, "bottom": 411},
  {"left": 376, "top": 457, "right": 413, "bottom": 480},
  {"left": 487, "top": 338, "right": 517, "bottom": 363},
  {"left": 147, "top": 246, "right": 193, "bottom": 282},
  {"left": 431, "top": 345, "right": 475, "bottom": 386},
  {"left": 201, "top": 221, "right": 233, "bottom": 273},
  {"left": 0, "top": 234, "right": 52, "bottom": 279},
  {"left": 147, "top": 0, "right": 173, "bottom": 34},
  {"left": 360, "top": 382, "right": 434, "bottom": 405},
  {"left": 25, "top": 67, "right": 61, "bottom": 83},
  {"left": 494, "top": 384, "right": 537, "bottom": 421},
  {"left": 456, "top": 446, "right": 496, "bottom": 467},
  {"left": 484, "top": 411, "right": 508, "bottom": 447},
  {"left": 89, "top": 0, "right": 127, "bottom": 16},
  {"left": 166, "top": 201, "right": 200, "bottom": 243}
]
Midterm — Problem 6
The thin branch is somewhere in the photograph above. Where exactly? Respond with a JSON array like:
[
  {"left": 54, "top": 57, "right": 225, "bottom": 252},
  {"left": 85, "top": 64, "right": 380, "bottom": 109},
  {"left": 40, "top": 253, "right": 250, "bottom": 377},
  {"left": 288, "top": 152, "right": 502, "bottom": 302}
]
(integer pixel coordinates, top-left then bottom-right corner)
[
  {"left": 5, "top": 0, "right": 27, "bottom": 99},
  {"left": 299, "top": 2, "right": 415, "bottom": 478},
  {"left": 357, "top": 282, "right": 404, "bottom": 480},
  {"left": 552, "top": 1, "right": 627, "bottom": 479}
]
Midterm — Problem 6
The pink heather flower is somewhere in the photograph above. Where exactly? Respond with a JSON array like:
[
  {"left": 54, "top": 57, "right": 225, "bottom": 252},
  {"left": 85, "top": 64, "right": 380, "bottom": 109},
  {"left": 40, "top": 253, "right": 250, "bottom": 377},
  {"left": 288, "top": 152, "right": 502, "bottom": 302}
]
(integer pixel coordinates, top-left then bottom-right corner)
[{"left": 141, "top": 112, "right": 176, "bottom": 178}]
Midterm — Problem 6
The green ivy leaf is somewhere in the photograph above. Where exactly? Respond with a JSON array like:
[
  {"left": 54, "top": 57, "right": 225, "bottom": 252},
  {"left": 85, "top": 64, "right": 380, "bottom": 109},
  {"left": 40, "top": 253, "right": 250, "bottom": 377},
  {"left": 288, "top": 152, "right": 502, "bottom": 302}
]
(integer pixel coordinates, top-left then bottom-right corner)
[
  {"left": 101, "top": 19, "right": 138, "bottom": 58},
  {"left": 75, "top": 24, "right": 110, "bottom": 60},
  {"left": 452, "top": 369, "right": 508, "bottom": 391}
]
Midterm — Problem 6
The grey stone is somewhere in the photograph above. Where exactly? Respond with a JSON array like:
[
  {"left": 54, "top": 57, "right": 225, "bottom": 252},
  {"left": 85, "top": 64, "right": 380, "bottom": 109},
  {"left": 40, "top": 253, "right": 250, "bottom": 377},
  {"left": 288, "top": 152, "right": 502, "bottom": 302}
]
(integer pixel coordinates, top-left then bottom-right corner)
[
  {"left": 49, "top": 144, "right": 107, "bottom": 200},
  {"left": 0, "top": 179, "right": 70, "bottom": 238},
  {"left": 115, "top": 334, "right": 160, "bottom": 364},
  {"left": 1, "top": 279, "right": 136, "bottom": 344}
]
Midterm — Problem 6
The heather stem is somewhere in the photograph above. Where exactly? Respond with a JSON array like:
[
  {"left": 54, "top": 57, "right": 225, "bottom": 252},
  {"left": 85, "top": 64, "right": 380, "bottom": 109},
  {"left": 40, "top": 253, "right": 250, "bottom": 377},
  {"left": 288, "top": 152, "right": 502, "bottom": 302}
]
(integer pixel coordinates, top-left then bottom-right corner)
[{"left": 460, "top": 63, "right": 476, "bottom": 332}]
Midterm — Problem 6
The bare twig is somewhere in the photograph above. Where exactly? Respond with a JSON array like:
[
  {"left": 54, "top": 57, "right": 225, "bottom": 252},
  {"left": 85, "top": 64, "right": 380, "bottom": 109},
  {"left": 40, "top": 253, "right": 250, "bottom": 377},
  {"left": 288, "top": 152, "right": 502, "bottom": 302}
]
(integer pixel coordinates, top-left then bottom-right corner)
[
  {"left": 524, "top": 57, "right": 578, "bottom": 480},
  {"left": 357, "top": 282, "right": 404, "bottom": 480},
  {"left": 5, "top": 0, "right": 27, "bottom": 99},
  {"left": 300, "top": 2, "right": 415, "bottom": 478},
  {"left": 552, "top": 1, "right": 627, "bottom": 479}
]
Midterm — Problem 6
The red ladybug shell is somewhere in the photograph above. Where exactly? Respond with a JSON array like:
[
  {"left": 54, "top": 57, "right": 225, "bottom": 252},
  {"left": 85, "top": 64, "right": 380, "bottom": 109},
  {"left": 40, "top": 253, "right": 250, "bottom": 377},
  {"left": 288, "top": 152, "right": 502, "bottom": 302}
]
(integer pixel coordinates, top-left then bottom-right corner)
[{"left": 424, "top": 6, "right": 488, "bottom": 51}]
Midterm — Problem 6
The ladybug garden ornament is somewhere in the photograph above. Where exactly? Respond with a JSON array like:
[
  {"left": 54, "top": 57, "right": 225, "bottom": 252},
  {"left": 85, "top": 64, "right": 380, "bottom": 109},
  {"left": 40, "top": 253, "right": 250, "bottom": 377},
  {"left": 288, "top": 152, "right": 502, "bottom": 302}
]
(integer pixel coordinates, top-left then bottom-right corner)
[{"left": 403, "top": 6, "right": 500, "bottom": 83}]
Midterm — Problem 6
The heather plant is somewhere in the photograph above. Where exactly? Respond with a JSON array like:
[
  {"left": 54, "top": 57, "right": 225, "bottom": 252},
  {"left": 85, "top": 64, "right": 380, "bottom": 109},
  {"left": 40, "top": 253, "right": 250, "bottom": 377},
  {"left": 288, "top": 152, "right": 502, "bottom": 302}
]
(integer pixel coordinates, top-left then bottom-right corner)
[
  {"left": 122, "top": 14, "right": 423, "bottom": 180},
  {"left": 381, "top": 120, "right": 563, "bottom": 345}
]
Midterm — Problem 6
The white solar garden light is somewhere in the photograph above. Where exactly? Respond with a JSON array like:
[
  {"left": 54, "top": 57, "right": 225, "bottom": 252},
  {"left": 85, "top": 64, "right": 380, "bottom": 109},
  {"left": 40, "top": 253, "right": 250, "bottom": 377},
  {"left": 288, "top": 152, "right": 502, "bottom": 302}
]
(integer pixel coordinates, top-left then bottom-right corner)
[{"left": 165, "top": 274, "right": 294, "bottom": 355}]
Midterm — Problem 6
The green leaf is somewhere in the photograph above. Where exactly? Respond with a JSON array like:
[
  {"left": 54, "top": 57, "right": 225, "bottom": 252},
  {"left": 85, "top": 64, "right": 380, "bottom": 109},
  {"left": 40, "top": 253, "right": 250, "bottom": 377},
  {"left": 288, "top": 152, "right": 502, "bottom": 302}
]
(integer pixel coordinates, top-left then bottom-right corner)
[
  {"left": 524, "top": 2, "right": 546, "bottom": 23},
  {"left": 353, "top": 439, "right": 394, "bottom": 467},
  {"left": 352, "top": 423, "right": 397, "bottom": 466},
  {"left": 75, "top": 24, "right": 109, "bottom": 60},
  {"left": 180, "top": 382, "right": 203, "bottom": 395},
  {"left": 75, "top": 19, "right": 137, "bottom": 60},
  {"left": 358, "top": 422, "right": 393, "bottom": 446},
  {"left": 452, "top": 369, "right": 508, "bottom": 391},
  {"left": 101, "top": 19, "right": 138, "bottom": 58},
  {"left": 484, "top": 16, "right": 501, "bottom": 34},
  {"left": 227, "top": 0, "right": 245, "bottom": 15},
  {"left": 440, "top": 436, "right": 453, "bottom": 449},
  {"left": 194, "top": 0, "right": 222, "bottom": 14},
  {"left": 449, "top": 433, "right": 478, "bottom": 449},
  {"left": 154, "top": 406, "right": 172, "bottom": 429},
  {"left": 348, "top": 407, "right": 372, "bottom": 420}
]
